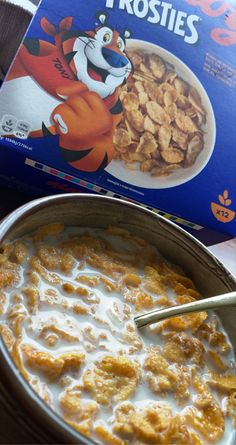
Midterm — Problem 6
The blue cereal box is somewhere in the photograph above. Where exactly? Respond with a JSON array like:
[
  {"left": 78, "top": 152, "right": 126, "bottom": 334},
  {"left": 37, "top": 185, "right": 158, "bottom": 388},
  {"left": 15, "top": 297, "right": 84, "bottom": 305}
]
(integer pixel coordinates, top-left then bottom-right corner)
[{"left": 0, "top": 0, "right": 235, "bottom": 233}]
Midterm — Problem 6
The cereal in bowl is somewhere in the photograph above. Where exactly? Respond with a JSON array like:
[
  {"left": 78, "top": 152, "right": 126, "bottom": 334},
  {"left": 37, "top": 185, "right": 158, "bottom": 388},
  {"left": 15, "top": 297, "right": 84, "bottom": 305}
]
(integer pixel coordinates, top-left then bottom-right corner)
[
  {"left": 114, "top": 50, "right": 206, "bottom": 177},
  {"left": 0, "top": 223, "right": 235, "bottom": 444}
]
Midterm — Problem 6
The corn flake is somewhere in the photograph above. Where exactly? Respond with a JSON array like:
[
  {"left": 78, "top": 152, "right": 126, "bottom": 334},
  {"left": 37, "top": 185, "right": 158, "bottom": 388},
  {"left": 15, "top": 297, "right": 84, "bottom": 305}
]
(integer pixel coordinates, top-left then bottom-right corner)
[
  {"left": 144, "top": 351, "right": 178, "bottom": 393},
  {"left": 163, "top": 333, "right": 205, "bottom": 366},
  {"left": 146, "top": 101, "right": 171, "bottom": 125},
  {"left": 83, "top": 355, "right": 140, "bottom": 404},
  {"left": 113, "top": 402, "right": 172, "bottom": 444},
  {"left": 34, "top": 223, "right": 64, "bottom": 241},
  {"left": 22, "top": 344, "right": 84, "bottom": 380},
  {"left": 185, "top": 403, "right": 224, "bottom": 443},
  {"left": 207, "top": 372, "right": 236, "bottom": 393}
]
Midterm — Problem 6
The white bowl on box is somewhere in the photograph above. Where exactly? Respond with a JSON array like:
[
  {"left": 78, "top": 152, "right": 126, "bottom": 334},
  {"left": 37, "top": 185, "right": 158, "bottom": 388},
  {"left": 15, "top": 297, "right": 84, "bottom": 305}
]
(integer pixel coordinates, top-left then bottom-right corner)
[{"left": 106, "top": 39, "right": 216, "bottom": 189}]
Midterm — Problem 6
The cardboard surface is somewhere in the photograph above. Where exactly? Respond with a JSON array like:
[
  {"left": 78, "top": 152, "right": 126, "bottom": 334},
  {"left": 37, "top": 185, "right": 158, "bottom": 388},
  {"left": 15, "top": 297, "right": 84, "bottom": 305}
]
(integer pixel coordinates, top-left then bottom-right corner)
[{"left": 0, "top": 0, "right": 235, "bottom": 234}]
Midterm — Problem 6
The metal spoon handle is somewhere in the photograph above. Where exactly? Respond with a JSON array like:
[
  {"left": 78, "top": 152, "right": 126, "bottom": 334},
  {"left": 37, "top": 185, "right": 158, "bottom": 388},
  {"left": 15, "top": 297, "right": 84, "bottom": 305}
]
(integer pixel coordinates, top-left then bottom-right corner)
[{"left": 134, "top": 291, "right": 236, "bottom": 329}]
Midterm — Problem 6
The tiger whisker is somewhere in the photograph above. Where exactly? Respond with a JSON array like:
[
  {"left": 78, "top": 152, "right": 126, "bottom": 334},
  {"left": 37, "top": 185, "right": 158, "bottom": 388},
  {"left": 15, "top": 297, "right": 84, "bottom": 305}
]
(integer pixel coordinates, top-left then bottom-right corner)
[
  {"left": 78, "top": 36, "right": 95, "bottom": 50},
  {"left": 88, "top": 39, "right": 95, "bottom": 48},
  {"left": 125, "top": 67, "right": 133, "bottom": 73},
  {"left": 135, "top": 71, "right": 156, "bottom": 80},
  {"left": 85, "top": 41, "right": 95, "bottom": 50},
  {"left": 78, "top": 37, "right": 88, "bottom": 45},
  {"left": 134, "top": 69, "right": 158, "bottom": 83}
]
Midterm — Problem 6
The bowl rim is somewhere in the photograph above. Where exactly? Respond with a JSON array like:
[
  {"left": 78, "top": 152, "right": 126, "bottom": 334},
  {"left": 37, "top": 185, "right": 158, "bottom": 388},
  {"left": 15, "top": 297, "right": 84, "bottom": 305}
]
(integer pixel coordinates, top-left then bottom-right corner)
[{"left": 0, "top": 193, "right": 235, "bottom": 444}]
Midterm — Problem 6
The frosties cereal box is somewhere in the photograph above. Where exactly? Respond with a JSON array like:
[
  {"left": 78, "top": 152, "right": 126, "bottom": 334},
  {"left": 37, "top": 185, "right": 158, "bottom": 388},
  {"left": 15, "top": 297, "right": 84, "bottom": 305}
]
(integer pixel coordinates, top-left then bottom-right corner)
[{"left": 0, "top": 0, "right": 235, "bottom": 234}]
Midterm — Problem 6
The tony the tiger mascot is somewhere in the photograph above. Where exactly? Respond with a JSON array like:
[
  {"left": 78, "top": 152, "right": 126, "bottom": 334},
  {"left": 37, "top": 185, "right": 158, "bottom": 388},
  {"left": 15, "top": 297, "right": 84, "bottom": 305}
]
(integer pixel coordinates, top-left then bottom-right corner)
[{"left": 0, "top": 12, "right": 132, "bottom": 172}]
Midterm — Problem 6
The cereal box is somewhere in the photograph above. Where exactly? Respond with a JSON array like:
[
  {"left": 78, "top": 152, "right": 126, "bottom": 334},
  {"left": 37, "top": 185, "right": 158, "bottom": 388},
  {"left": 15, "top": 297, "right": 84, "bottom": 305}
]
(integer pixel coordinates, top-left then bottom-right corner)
[{"left": 0, "top": 0, "right": 235, "bottom": 234}]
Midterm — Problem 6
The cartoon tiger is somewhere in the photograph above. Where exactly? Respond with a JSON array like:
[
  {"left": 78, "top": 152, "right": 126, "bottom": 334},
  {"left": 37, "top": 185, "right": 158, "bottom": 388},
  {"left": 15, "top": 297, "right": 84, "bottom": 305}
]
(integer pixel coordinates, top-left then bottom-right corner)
[{"left": 0, "top": 12, "right": 132, "bottom": 172}]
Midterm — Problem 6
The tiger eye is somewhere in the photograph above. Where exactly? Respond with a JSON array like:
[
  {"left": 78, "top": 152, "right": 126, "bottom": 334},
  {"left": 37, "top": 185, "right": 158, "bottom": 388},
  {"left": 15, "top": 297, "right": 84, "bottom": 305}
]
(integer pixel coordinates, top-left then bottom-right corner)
[{"left": 103, "top": 32, "right": 110, "bottom": 43}]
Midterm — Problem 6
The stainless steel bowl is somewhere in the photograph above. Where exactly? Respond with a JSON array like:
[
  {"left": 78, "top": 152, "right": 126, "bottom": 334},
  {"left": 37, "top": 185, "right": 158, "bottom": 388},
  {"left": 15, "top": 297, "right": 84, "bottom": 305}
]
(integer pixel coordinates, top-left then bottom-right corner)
[{"left": 0, "top": 194, "right": 235, "bottom": 444}]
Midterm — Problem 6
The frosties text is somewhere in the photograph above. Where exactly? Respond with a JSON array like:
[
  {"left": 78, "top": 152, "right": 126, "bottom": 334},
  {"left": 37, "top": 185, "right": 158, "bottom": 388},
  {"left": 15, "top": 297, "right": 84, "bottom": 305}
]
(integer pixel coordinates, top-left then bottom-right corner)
[
  {"left": 105, "top": 0, "right": 200, "bottom": 45},
  {"left": 106, "top": 0, "right": 236, "bottom": 46}
]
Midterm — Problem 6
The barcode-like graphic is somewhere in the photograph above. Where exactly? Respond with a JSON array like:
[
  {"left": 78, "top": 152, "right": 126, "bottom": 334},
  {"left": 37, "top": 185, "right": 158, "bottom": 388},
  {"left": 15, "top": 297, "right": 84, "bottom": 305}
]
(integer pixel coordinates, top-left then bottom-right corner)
[{"left": 25, "top": 158, "right": 203, "bottom": 230}]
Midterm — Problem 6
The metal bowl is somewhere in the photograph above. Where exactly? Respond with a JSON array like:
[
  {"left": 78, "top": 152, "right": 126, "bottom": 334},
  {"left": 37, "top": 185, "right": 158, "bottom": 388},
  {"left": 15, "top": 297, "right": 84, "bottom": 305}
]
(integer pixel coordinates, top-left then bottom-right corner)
[{"left": 0, "top": 194, "right": 235, "bottom": 444}]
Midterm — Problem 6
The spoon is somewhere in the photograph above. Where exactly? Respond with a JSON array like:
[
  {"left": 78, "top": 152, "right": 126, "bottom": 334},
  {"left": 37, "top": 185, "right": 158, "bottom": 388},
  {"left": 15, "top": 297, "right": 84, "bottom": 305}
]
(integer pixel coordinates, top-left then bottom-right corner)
[{"left": 134, "top": 291, "right": 236, "bottom": 329}]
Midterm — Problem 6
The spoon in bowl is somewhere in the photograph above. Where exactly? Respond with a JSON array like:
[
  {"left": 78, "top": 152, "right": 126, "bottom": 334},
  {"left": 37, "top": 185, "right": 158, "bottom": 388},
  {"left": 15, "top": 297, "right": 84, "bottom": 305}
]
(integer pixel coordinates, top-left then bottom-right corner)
[{"left": 134, "top": 291, "right": 236, "bottom": 329}]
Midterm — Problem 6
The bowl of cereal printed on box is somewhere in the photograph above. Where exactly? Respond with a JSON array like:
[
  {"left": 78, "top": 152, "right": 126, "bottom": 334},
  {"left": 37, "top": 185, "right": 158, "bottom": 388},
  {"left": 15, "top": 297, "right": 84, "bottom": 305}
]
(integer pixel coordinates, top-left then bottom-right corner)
[
  {"left": 0, "top": 194, "right": 235, "bottom": 445},
  {"left": 106, "top": 40, "right": 216, "bottom": 189}
]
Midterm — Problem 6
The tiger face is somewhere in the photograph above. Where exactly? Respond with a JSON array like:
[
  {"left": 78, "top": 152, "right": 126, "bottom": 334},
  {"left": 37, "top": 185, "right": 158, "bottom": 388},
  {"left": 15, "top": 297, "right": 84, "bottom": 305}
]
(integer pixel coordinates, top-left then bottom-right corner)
[{"left": 70, "top": 17, "right": 132, "bottom": 99}]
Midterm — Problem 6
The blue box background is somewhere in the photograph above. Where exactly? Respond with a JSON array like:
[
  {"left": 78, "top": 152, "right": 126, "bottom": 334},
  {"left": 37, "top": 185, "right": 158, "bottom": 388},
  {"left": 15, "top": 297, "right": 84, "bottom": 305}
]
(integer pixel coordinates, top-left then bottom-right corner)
[{"left": 0, "top": 0, "right": 235, "bottom": 234}]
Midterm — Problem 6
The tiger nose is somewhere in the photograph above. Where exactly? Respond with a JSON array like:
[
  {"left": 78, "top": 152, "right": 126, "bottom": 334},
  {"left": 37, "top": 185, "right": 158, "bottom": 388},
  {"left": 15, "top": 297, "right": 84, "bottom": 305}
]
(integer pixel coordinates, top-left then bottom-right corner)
[{"left": 102, "top": 47, "right": 128, "bottom": 68}]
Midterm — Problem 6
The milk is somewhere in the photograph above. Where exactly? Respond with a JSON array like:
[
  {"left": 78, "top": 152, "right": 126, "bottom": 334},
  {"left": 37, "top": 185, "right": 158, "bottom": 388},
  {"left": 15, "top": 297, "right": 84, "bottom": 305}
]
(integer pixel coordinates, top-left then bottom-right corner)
[{"left": 1, "top": 227, "right": 235, "bottom": 444}]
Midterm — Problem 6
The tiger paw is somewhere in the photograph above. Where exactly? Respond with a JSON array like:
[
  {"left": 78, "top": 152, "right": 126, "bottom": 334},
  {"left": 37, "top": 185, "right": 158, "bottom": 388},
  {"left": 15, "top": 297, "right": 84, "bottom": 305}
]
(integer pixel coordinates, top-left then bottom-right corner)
[{"left": 52, "top": 86, "right": 113, "bottom": 149}]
